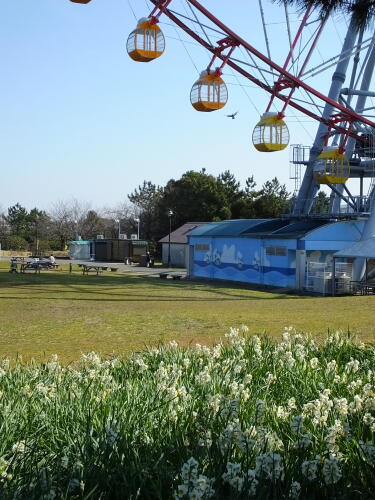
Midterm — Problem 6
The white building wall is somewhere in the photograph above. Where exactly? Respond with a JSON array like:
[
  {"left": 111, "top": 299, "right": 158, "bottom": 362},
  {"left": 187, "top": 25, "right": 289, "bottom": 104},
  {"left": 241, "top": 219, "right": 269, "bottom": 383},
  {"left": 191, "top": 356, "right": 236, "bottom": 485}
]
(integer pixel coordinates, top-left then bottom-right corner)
[{"left": 161, "top": 243, "right": 187, "bottom": 267}]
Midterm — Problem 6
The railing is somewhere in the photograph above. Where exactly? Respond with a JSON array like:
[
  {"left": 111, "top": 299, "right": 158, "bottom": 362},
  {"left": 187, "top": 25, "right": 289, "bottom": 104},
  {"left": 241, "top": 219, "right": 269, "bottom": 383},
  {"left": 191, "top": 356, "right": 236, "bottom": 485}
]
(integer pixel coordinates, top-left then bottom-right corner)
[{"left": 305, "top": 261, "right": 352, "bottom": 295}]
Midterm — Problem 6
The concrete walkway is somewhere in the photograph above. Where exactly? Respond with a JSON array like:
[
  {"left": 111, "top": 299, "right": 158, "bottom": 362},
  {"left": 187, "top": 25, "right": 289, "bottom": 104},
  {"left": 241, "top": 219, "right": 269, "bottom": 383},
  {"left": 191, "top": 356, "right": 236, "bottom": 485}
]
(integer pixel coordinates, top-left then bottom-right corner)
[{"left": 0, "top": 257, "right": 186, "bottom": 278}]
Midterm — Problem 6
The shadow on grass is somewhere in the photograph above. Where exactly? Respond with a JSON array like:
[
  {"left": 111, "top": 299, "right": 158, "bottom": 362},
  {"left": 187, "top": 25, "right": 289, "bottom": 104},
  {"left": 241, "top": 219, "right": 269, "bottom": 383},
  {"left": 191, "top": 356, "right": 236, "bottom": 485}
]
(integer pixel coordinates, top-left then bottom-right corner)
[{"left": 0, "top": 270, "right": 307, "bottom": 302}]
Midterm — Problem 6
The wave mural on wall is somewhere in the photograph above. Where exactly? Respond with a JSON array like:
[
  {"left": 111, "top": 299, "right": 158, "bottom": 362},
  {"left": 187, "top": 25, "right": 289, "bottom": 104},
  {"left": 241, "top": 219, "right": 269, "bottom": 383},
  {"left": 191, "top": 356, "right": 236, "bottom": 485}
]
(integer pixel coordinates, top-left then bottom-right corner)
[
  {"left": 194, "top": 260, "right": 295, "bottom": 285},
  {"left": 194, "top": 240, "right": 296, "bottom": 286}
]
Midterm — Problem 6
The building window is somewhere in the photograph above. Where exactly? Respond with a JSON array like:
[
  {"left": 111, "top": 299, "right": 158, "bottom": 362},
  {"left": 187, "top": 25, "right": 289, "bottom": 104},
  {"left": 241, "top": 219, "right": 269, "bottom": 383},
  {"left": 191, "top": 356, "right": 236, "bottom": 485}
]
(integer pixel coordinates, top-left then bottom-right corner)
[
  {"left": 266, "top": 245, "right": 286, "bottom": 256},
  {"left": 195, "top": 243, "right": 209, "bottom": 251}
]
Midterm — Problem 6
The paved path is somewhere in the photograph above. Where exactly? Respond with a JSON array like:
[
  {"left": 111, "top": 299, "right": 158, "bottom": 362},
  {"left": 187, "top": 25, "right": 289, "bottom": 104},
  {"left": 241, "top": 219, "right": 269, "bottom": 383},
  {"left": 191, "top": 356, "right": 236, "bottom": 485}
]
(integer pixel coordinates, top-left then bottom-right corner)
[{"left": 0, "top": 257, "right": 186, "bottom": 278}]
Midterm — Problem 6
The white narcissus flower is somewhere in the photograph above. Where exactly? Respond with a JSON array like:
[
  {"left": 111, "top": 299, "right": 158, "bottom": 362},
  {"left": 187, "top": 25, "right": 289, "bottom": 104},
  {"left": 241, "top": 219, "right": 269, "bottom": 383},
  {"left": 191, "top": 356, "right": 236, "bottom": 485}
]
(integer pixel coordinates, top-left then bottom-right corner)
[
  {"left": 322, "top": 456, "right": 342, "bottom": 485},
  {"left": 11, "top": 441, "right": 26, "bottom": 454},
  {"left": 327, "top": 360, "right": 337, "bottom": 372},
  {"left": 289, "top": 481, "right": 301, "bottom": 499},
  {"left": 301, "top": 459, "right": 319, "bottom": 481},
  {"left": 309, "top": 357, "right": 319, "bottom": 369},
  {"left": 255, "top": 452, "right": 284, "bottom": 481},
  {"left": 290, "top": 416, "right": 304, "bottom": 435},
  {"left": 345, "top": 359, "right": 360, "bottom": 374},
  {"left": 175, "top": 484, "right": 188, "bottom": 498}
]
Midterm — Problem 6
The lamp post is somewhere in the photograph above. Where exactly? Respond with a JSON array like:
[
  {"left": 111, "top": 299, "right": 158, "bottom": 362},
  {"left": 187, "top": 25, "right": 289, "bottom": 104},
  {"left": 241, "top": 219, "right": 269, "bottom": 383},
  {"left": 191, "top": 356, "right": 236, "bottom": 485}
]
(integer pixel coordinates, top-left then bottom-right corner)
[
  {"left": 134, "top": 218, "right": 140, "bottom": 239},
  {"left": 34, "top": 221, "right": 39, "bottom": 255},
  {"left": 115, "top": 219, "right": 121, "bottom": 239},
  {"left": 167, "top": 209, "right": 173, "bottom": 268},
  {"left": 74, "top": 219, "right": 79, "bottom": 241}
]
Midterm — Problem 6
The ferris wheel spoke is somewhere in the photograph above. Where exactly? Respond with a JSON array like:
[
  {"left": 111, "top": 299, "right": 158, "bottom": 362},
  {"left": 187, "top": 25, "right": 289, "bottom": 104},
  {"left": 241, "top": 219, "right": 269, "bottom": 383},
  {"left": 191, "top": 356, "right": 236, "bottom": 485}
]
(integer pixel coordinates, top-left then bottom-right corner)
[
  {"left": 148, "top": 0, "right": 375, "bottom": 134},
  {"left": 302, "top": 36, "right": 373, "bottom": 79},
  {"left": 154, "top": 1, "right": 374, "bottom": 146}
]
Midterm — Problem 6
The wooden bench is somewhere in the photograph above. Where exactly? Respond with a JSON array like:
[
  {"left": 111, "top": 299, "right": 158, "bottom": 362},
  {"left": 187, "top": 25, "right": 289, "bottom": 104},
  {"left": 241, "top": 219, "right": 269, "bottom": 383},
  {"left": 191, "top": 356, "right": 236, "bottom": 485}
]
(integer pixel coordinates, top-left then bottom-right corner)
[
  {"left": 159, "top": 273, "right": 183, "bottom": 280},
  {"left": 110, "top": 267, "right": 118, "bottom": 272},
  {"left": 39, "top": 262, "right": 59, "bottom": 270}
]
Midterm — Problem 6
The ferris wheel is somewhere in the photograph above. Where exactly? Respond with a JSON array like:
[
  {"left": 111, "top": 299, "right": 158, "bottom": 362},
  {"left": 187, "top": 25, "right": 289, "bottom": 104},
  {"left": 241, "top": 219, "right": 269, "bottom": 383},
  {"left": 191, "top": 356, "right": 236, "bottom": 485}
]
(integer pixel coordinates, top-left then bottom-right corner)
[{"left": 70, "top": 0, "right": 375, "bottom": 229}]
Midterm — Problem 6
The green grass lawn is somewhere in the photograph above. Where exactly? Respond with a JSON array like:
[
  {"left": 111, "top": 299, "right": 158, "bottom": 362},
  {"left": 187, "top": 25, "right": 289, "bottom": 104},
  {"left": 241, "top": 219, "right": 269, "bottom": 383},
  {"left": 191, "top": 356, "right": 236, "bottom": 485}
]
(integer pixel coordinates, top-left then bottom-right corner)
[{"left": 0, "top": 261, "right": 374, "bottom": 362}]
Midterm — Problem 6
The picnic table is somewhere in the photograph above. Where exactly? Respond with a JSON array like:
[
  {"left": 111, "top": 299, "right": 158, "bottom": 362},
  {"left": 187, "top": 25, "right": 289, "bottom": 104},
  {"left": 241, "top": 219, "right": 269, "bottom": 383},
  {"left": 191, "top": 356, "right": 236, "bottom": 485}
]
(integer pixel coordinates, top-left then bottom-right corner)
[
  {"left": 81, "top": 264, "right": 119, "bottom": 275},
  {"left": 20, "top": 262, "right": 41, "bottom": 274},
  {"left": 18, "top": 260, "right": 59, "bottom": 273},
  {"left": 82, "top": 264, "right": 104, "bottom": 275}
]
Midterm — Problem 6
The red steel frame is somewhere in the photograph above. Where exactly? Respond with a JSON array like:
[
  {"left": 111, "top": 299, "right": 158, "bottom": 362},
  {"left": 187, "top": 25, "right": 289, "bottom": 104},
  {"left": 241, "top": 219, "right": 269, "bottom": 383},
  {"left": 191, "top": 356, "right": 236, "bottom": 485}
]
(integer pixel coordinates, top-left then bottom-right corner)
[{"left": 148, "top": 0, "right": 375, "bottom": 142}]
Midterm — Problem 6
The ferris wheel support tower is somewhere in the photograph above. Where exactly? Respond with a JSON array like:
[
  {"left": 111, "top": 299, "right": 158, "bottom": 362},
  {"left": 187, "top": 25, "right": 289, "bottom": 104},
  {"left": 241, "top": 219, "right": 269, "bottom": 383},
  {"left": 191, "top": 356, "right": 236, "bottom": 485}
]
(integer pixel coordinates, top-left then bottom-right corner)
[
  {"left": 293, "top": 17, "right": 360, "bottom": 216},
  {"left": 290, "top": 14, "right": 375, "bottom": 280},
  {"left": 295, "top": 16, "right": 375, "bottom": 222}
]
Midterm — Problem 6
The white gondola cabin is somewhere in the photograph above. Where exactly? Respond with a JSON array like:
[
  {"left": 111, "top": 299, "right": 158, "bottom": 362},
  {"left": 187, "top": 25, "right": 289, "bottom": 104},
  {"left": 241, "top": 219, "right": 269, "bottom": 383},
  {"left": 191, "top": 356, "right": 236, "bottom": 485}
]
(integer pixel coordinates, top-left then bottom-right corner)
[
  {"left": 127, "top": 19, "right": 165, "bottom": 63},
  {"left": 252, "top": 112, "right": 289, "bottom": 152},
  {"left": 190, "top": 71, "right": 228, "bottom": 112}
]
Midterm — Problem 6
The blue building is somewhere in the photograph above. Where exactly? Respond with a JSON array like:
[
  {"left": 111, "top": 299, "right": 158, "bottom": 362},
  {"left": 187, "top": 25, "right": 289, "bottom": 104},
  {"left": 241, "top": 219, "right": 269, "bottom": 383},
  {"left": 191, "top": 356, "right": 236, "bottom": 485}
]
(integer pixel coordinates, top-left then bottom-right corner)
[{"left": 188, "top": 219, "right": 364, "bottom": 291}]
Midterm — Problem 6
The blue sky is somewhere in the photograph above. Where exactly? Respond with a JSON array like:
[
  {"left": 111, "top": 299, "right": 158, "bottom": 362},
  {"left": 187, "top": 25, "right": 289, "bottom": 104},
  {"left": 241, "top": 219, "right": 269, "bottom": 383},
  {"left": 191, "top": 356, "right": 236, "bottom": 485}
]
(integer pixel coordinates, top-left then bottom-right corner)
[{"left": 0, "top": 0, "right": 349, "bottom": 211}]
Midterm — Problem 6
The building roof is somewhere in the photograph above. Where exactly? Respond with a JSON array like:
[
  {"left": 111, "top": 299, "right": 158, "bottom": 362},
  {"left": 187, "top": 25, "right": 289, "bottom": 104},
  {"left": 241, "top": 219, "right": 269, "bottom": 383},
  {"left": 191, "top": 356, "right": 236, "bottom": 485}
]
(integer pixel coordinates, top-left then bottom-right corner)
[
  {"left": 189, "top": 219, "right": 270, "bottom": 237},
  {"left": 334, "top": 238, "right": 375, "bottom": 259},
  {"left": 159, "top": 222, "right": 208, "bottom": 244},
  {"left": 271, "top": 220, "right": 329, "bottom": 237},
  {"left": 188, "top": 218, "right": 330, "bottom": 238},
  {"left": 68, "top": 241, "right": 91, "bottom": 245},
  {"left": 94, "top": 239, "right": 148, "bottom": 246}
]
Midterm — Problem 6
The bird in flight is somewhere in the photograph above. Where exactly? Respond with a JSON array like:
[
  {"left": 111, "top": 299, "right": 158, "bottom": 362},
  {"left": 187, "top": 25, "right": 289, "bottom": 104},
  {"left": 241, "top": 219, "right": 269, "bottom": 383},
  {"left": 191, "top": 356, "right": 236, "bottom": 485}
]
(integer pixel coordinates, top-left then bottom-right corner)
[{"left": 226, "top": 111, "right": 238, "bottom": 119}]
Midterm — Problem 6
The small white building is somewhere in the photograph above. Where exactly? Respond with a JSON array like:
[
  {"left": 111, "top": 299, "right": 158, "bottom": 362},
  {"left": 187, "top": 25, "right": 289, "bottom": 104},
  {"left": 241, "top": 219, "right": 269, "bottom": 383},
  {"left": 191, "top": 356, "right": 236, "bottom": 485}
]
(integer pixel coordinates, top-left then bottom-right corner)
[
  {"left": 68, "top": 241, "right": 93, "bottom": 260},
  {"left": 159, "top": 222, "right": 208, "bottom": 267}
]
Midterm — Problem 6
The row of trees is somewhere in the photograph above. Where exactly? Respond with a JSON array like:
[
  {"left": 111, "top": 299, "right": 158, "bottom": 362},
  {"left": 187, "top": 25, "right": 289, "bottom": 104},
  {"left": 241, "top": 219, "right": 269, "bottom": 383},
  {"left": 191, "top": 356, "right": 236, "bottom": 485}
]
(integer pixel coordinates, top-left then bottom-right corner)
[
  {"left": 0, "top": 169, "right": 311, "bottom": 252},
  {"left": 0, "top": 200, "right": 135, "bottom": 253},
  {"left": 129, "top": 170, "right": 291, "bottom": 242}
]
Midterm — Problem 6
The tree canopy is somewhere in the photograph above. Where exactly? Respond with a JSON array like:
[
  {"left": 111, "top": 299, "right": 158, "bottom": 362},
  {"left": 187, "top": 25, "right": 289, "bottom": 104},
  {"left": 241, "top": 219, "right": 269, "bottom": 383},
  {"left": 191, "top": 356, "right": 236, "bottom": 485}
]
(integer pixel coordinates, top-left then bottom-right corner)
[
  {"left": 0, "top": 170, "right": 291, "bottom": 251},
  {"left": 277, "top": 0, "right": 375, "bottom": 29}
]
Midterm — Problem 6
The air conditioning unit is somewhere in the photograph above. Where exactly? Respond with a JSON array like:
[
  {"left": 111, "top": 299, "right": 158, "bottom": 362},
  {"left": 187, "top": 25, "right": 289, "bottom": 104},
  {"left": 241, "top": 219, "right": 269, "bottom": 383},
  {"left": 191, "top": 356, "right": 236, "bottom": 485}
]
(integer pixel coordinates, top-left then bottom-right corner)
[
  {"left": 96, "top": 235, "right": 104, "bottom": 240},
  {"left": 119, "top": 233, "right": 127, "bottom": 240},
  {"left": 130, "top": 234, "right": 138, "bottom": 240}
]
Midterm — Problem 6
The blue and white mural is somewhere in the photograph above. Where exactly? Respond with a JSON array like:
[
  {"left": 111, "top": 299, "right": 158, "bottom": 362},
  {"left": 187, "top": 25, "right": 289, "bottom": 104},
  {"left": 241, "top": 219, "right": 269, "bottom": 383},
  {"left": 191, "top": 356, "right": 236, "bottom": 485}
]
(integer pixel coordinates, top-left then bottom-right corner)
[
  {"left": 192, "top": 237, "right": 296, "bottom": 287},
  {"left": 189, "top": 219, "right": 365, "bottom": 289}
]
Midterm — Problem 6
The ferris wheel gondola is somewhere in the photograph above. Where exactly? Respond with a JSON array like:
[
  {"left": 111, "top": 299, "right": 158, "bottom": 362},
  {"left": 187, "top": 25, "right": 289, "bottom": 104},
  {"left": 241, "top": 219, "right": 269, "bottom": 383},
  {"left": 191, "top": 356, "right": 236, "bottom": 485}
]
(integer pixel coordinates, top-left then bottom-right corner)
[{"left": 127, "top": 19, "right": 165, "bottom": 62}]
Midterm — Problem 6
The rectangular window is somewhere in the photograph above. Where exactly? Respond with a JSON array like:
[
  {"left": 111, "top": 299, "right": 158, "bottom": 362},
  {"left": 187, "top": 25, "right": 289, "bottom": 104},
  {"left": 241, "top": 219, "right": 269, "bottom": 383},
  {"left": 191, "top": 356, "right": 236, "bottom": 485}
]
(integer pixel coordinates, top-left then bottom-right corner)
[
  {"left": 266, "top": 246, "right": 286, "bottom": 256},
  {"left": 195, "top": 243, "right": 209, "bottom": 251},
  {"left": 275, "top": 246, "right": 287, "bottom": 256}
]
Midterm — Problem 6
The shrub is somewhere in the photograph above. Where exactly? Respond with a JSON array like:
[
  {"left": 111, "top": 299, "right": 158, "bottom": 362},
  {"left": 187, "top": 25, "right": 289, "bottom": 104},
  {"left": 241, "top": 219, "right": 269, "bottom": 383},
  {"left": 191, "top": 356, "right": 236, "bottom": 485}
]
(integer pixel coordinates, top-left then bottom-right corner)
[{"left": 0, "top": 235, "right": 28, "bottom": 251}]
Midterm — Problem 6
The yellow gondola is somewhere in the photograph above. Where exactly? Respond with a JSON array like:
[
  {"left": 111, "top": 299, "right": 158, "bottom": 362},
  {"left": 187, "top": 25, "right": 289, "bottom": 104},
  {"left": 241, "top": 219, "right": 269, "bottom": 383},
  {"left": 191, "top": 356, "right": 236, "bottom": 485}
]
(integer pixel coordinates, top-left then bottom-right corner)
[
  {"left": 313, "top": 147, "right": 350, "bottom": 184},
  {"left": 190, "top": 70, "right": 228, "bottom": 112},
  {"left": 252, "top": 112, "right": 289, "bottom": 152},
  {"left": 127, "top": 19, "right": 165, "bottom": 63}
]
